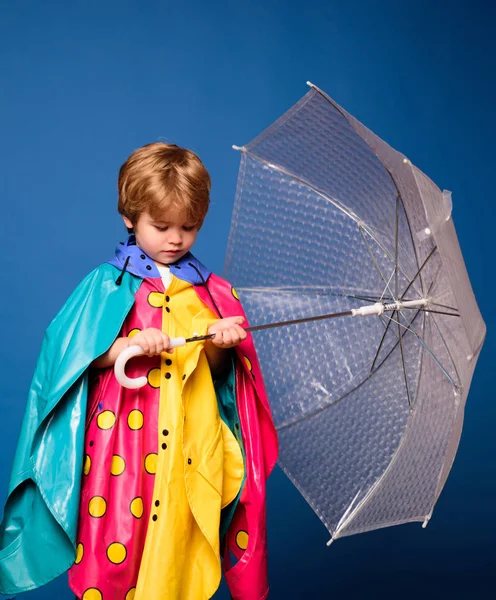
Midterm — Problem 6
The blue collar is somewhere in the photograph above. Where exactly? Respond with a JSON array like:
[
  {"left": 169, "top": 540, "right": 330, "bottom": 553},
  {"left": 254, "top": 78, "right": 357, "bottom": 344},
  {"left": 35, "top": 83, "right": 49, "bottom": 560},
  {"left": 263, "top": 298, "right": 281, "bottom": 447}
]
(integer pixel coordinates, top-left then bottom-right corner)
[{"left": 108, "top": 234, "right": 211, "bottom": 285}]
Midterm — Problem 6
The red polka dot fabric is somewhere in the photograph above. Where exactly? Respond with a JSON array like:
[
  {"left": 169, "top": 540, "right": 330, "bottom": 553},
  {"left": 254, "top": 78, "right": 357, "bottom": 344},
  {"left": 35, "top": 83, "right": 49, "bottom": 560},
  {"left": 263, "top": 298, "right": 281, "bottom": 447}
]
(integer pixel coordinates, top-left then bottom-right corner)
[{"left": 68, "top": 278, "right": 164, "bottom": 599}]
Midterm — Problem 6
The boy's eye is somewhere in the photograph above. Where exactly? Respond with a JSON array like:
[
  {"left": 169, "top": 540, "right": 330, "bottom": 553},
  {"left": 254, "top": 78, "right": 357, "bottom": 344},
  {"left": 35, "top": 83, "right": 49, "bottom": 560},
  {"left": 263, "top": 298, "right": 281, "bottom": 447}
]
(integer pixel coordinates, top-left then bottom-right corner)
[{"left": 153, "top": 223, "right": 196, "bottom": 232}]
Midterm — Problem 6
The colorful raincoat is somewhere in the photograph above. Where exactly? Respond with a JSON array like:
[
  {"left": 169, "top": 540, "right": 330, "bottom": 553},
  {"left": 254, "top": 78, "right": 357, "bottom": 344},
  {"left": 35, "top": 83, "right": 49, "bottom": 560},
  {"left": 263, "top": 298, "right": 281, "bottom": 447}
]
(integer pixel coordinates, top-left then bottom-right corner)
[{"left": 0, "top": 236, "right": 278, "bottom": 600}]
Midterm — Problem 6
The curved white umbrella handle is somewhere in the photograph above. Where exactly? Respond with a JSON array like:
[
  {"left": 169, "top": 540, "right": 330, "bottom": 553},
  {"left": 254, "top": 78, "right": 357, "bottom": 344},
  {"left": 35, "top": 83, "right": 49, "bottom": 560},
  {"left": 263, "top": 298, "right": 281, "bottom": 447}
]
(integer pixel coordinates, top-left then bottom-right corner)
[{"left": 114, "top": 337, "right": 186, "bottom": 389}]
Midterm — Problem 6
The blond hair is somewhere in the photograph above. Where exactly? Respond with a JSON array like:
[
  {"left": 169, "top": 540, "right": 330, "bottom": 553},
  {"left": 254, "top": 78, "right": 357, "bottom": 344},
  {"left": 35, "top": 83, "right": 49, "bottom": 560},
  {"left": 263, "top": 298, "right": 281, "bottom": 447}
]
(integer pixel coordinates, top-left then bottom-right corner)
[{"left": 118, "top": 142, "right": 211, "bottom": 228}]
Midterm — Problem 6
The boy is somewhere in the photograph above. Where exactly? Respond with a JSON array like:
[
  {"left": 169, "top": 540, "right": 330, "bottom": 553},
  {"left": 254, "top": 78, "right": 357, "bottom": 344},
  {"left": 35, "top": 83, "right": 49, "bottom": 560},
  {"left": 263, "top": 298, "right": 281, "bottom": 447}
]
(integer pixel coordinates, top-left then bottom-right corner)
[{"left": 0, "top": 143, "right": 278, "bottom": 600}]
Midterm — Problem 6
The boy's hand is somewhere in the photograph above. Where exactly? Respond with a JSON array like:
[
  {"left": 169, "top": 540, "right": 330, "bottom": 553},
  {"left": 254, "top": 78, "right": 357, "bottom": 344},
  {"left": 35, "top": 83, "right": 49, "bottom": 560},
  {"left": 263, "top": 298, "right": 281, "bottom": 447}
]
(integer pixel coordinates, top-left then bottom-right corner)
[
  {"left": 207, "top": 317, "right": 247, "bottom": 348},
  {"left": 130, "top": 328, "right": 174, "bottom": 356}
]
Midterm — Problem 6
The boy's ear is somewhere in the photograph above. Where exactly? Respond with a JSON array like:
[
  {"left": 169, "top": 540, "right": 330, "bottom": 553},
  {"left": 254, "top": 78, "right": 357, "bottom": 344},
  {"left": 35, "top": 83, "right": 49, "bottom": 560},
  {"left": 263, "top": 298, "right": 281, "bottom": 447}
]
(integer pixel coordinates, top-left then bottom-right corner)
[{"left": 122, "top": 215, "right": 134, "bottom": 231}]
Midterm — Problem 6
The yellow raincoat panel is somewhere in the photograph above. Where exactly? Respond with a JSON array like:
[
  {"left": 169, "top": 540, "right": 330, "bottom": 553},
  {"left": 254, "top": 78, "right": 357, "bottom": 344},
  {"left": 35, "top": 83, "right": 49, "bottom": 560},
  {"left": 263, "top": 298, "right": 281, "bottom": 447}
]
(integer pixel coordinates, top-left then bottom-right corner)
[{"left": 135, "top": 275, "right": 244, "bottom": 600}]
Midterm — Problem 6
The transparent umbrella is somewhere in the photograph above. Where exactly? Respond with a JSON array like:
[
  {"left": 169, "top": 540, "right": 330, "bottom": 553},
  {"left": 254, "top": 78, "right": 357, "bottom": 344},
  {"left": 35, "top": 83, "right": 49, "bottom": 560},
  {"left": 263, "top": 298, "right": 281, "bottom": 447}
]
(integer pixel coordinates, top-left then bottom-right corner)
[{"left": 223, "top": 82, "right": 486, "bottom": 544}]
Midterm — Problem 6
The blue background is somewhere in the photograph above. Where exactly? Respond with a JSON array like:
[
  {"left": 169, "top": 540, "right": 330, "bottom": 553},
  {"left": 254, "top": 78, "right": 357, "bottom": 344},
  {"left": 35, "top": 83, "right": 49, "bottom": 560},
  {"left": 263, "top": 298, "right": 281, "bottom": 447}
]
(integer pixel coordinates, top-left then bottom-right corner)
[{"left": 0, "top": 1, "right": 494, "bottom": 598}]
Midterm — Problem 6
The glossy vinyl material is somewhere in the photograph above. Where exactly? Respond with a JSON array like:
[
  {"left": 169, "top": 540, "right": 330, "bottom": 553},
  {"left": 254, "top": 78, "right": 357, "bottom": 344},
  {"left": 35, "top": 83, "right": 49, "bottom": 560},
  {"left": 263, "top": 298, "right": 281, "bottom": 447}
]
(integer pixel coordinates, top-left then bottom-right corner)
[
  {"left": 0, "top": 265, "right": 140, "bottom": 593},
  {"left": 0, "top": 255, "right": 278, "bottom": 600},
  {"left": 68, "top": 275, "right": 245, "bottom": 600}
]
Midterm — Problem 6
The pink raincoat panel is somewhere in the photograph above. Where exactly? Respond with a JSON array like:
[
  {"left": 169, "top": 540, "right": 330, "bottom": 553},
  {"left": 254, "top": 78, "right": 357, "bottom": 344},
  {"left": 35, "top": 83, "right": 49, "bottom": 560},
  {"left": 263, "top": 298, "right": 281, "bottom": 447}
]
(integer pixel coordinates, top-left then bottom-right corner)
[
  {"left": 195, "top": 275, "right": 279, "bottom": 600},
  {"left": 68, "top": 278, "right": 164, "bottom": 600}
]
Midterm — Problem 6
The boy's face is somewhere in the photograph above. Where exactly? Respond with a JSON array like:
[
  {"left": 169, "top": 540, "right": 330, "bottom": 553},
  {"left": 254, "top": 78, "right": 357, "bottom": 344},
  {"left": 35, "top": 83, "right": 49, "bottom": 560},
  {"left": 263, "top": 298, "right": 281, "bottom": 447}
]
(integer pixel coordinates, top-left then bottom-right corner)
[{"left": 123, "top": 206, "right": 199, "bottom": 266}]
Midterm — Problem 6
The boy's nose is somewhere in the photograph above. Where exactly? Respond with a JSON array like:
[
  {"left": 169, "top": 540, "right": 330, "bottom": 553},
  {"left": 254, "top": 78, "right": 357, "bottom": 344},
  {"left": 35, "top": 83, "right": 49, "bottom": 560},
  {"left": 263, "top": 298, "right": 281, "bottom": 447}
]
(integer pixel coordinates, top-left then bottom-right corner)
[{"left": 168, "top": 229, "right": 182, "bottom": 245}]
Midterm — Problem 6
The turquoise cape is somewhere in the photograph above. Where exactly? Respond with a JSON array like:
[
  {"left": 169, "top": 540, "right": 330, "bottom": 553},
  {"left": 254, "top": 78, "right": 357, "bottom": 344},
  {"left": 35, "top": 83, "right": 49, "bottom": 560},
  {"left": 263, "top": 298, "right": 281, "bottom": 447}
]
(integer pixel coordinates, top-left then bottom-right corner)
[{"left": 0, "top": 263, "right": 242, "bottom": 594}]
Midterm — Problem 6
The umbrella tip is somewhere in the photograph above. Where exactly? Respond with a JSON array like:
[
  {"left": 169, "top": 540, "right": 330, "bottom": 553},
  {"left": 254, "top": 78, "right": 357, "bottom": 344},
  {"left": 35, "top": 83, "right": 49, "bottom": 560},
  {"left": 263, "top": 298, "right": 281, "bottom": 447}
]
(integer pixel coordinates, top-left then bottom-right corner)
[
  {"left": 232, "top": 144, "right": 244, "bottom": 152},
  {"left": 326, "top": 537, "right": 334, "bottom": 547},
  {"left": 306, "top": 80, "right": 315, "bottom": 88}
]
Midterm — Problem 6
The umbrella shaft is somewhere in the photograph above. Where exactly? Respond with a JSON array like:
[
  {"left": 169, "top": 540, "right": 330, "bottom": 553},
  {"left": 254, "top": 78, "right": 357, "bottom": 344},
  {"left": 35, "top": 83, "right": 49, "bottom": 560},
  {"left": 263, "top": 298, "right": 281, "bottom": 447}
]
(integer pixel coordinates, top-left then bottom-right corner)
[
  {"left": 185, "top": 299, "right": 427, "bottom": 342},
  {"left": 184, "top": 310, "right": 353, "bottom": 342},
  {"left": 248, "top": 299, "right": 427, "bottom": 331},
  {"left": 246, "top": 310, "right": 353, "bottom": 333}
]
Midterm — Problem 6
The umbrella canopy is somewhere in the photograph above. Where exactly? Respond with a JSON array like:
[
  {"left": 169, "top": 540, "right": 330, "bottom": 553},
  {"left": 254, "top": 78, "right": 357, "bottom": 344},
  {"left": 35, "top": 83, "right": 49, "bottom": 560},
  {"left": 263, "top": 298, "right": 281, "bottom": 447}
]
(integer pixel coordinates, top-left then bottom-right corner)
[{"left": 223, "top": 83, "right": 486, "bottom": 543}]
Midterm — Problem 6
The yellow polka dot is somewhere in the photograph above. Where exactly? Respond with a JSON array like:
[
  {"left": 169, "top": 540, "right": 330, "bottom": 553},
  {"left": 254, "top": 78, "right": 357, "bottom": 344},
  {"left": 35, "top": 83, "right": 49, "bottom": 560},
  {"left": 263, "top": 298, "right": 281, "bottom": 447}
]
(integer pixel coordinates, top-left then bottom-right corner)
[
  {"left": 130, "top": 497, "right": 144, "bottom": 519},
  {"left": 107, "top": 542, "right": 127, "bottom": 564},
  {"left": 231, "top": 287, "right": 240, "bottom": 300},
  {"left": 128, "top": 328, "right": 141, "bottom": 338},
  {"left": 148, "top": 292, "right": 164, "bottom": 308},
  {"left": 111, "top": 455, "right": 126, "bottom": 476},
  {"left": 147, "top": 368, "right": 161, "bottom": 388},
  {"left": 83, "top": 454, "right": 91, "bottom": 475},
  {"left": 126, "top": 588, "right": 136, "bottom": 600},
  {"left": 128, "top": 409, "right": 144, "bottom": 430},
  {"left": 243, "top": 356, "right": 252, "bottom": 371},
  {"left": 236, "top": 530, "right": 249, "bottom": 550},
  {"left": 75, "top": 542, "right": 84, "bottom": 564},
  {"left": 97, "top": 410, "right": 116, "bottom": 430},
  {"left": 82, "top": 589, "right": 102, "bottom": 600},
  {"left": 88, "top": 496, "right": 107, "bottom": 518},
  {"left": 144, "top": 453, "right": 158, "bottom": 474}
]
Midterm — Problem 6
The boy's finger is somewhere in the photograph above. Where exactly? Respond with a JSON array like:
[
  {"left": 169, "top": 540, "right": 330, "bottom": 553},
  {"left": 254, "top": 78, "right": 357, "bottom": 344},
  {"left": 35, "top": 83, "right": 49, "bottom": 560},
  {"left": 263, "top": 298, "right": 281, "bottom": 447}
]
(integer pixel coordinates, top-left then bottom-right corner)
[
  {"left": 162, "top": 335, "right": 174, "bottom": 353},
  {"left": 225, "top": 330, "right": 235, "bottom": 346},
  {"left": 234, "top": 325, "right": 247, "bottom": 339}
]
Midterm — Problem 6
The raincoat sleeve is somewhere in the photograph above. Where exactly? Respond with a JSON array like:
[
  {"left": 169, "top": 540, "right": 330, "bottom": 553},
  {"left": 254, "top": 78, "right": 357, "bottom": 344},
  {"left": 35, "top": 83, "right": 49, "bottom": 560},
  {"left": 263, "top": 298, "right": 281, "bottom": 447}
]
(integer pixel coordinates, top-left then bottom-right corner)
[{"left": 0, "top": 264, "right": 141, "bottom": 594}]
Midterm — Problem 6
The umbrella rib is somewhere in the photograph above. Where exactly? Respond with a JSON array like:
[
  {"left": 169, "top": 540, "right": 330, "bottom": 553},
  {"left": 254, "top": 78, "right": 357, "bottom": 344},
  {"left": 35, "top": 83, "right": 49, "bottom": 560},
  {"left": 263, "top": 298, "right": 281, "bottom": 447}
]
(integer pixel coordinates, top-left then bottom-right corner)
[
  {"left": 396, "top": 309, "right": 460, "bottom": 389},
  {"left": 428, "top": 313, "right": 462, "bottom": 391},
  {"left": 401, "top": 245, "right": 437, "bottom": 299},
  {"left": 339, "top": 292, "right": 394, "bottom": 303},
  {"left": 397, "top": 258, "right": 460, "bottom": 389},
  {"left": 380, "top": 269, "right": 397, "bottom": 302},
  {"left": 370, "top": 313, "right": 393, "bottom": 374},
  {"left": 397, "top": 310, "right": 413, "bottom": 409},
  {"left": 425, "top": 300, "right": 459, "bottom": 312},
  {"left": 358, "top": 226, "right": 397, "bottom": 300},
  {"left": 400, "top": 307, "right": 460, "bottom": 318},
  {"left": 397, "top": 193, "right": 425, "bottom": 296},
  {"left": 359, "top": 225, "right": 419, "bottom": 294},
  {"left": 395, "top": 195, "right": 399, "bottom": 298},
  {"left": 400, "top": 259, "right": 446, "bottom": 312},
  {"left": 376, "top": 312, "right": 415, "bottom": 367},
  {"left": 375, "top": 296, "right": 432, "bottom": 375},
  {"left": 382, "top": 312, "right": 458, "bottom": 389}
]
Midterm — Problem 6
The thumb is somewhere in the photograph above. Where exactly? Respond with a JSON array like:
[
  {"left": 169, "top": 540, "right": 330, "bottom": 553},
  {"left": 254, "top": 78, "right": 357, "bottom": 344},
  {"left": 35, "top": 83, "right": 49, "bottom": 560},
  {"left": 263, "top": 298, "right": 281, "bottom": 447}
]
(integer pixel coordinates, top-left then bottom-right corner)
[{"left": 233, "top": 316, "right": 245, "bottom": 325}]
